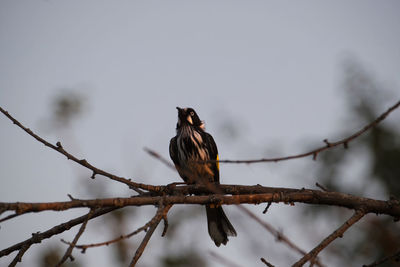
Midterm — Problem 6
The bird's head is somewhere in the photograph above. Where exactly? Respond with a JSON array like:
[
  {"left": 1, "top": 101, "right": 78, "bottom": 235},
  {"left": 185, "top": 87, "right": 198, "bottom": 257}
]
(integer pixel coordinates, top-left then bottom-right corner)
[{"left": 176, "top": 107, "right": 205, "bottom": 130}]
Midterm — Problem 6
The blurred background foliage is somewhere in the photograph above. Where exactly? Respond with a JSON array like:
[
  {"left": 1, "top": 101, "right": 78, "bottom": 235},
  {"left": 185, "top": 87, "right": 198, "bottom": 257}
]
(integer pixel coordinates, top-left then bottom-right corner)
[
  {"left": 33, "top": 60, "right": 399, "bottom": 267},
  {"left": 308, "top": 60, "right": 400, "bottom": 266}
]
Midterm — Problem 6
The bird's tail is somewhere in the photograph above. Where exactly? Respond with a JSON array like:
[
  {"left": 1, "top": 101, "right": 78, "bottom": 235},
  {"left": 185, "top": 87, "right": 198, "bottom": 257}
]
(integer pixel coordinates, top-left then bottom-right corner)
[{"left": 206, "top": 205, "right": 237, "bottom": 247}]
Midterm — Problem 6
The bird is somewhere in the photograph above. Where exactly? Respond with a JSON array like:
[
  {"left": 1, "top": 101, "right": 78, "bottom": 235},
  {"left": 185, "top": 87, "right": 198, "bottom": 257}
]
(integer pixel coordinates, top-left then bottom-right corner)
[{"left": 169, "top": 107, "right": 237, "bottom": 246}]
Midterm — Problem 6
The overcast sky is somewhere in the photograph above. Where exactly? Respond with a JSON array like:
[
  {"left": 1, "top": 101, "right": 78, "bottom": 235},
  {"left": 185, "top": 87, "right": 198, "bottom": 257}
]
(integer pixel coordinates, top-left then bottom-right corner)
[{"left": 1, "top": 1, "right": 400, "bottom": 266}]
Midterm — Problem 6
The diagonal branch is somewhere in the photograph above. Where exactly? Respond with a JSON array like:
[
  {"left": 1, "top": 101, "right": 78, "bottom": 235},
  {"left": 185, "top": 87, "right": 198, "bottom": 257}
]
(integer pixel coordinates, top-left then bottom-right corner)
[
  {"left": 261, "top": 258, "right": 276, "bottom": 267},
  {"left": 363, "top": 249, "right": 400, "bottom": 267},
  {"left": 0, "top": 106, "right": 160, "bottom": 193},
  {"left": 239, "top": 206, "right": 324, "bottom": 267},
  {"left": 0, "top": 213, "right": 21, "bottom": 223},
  {"left": 8, "top": 244, "right": 30, "bottom": 267},
  {"left": 55, "top": 208, "right": 95, "bottom": 266},
  {"left": 216, "top": 100, "right": 400, "bottom": 164},
  {"left": 129, "top": 204, "right": 172, "bottom": 266},
  {"left": 0, "top": 207, "right": 118, "bottom": 258},
  {"left": 292, "top": 209, "right": 365, "bottom": 267}
]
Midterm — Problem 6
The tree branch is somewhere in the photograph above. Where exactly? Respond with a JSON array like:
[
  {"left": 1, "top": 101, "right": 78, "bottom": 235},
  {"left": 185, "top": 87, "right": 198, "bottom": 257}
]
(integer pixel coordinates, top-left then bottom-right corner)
[
  {"left": 129, "top": 204, "right": 171, "bottom": 266},
  {"left": 292, "top": 209, "right": 365, "bottom": 267},
  {"left": 56, "top": 209, "right": 95, "bottom": 266},
  {"left": 216, "top": 100, "right": 400, "bottom": 164},
  {"left": 0, "top": 106, "right": 160, "bottom": 193},
  {"left": 0, "top": 207, "right": 118, "bottom": 258},
  {"left": 239, "top": 206, "right": 324, "bottom": 267},
  {"left": 261, "top": 257, "right": 276, "bottom": 267},
  {"left": 65, "top": 207, "right": 170, "bottom": 251},
  {"left": 363, "top": 249, "right": 400, "bottom": 267},
  {"left": 1, "top": 186, "right": 399, "bottom": 218}
]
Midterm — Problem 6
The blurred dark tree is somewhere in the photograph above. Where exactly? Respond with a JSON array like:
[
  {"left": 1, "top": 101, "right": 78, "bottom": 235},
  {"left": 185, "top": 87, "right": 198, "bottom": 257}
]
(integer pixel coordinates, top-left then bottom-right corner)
[
  {"left": 38, "top": 246, "right": 80, "bottom": 267},
  {"left": 160, "top": 250, "right": 207, "bottom": 267},
  {"left": 311, "top": 59, "right": 400, "bottom": 266}
]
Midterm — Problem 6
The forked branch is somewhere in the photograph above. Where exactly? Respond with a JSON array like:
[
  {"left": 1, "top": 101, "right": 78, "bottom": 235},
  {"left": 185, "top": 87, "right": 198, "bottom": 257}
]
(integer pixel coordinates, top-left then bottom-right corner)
[{"left": 292, "top": 210, "right": 365, "bottom": 267}]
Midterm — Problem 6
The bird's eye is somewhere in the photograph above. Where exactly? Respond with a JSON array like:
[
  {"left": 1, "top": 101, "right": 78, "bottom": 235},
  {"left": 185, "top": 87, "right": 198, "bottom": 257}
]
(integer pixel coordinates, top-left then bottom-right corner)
[{"left": 190, "top": 111, "right": 194, "bottom": 116}]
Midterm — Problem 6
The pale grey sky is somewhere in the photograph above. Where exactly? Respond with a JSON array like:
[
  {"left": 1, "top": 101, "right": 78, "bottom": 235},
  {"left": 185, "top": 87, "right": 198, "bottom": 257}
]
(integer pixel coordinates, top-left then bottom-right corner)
[{"left": 1, "top": 1, "right": 400, "bottom": 266}]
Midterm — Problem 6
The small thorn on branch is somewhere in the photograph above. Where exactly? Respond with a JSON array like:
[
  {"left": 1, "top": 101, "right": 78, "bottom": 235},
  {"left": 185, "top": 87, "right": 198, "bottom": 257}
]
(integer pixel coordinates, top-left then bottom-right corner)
[
  {"left": 315, "top": 182, "right": 329, "bottom": 192},
  {"left": 56, "top": 141, "right": 63, "bottom": 148},
  {"left": 313, "top": 152, "right": 318, "bottom": 161},
  {"left": 161, "top": 216, "right": 169, "bottom": 237},
  {"left": 67, "top": 194, "right": 76, "bottom": 201},
  {"left": 91, "top": 171, "right": 97, "bottom": 179},
  {"left": 343, "top": 141, "right": 349, "bottom": 149},
  {"left": 323, "top": 139, "right": 332, "bottom": 147},
  {"left": 263, "top": 202, "right": 272, "bottom": 214}
]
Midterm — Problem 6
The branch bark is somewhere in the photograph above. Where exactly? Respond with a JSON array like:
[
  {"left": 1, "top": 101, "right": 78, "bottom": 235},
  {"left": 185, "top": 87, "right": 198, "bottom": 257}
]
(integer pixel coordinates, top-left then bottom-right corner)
[{"left": 1, "top": 186, "right": 399, "bottom": 218}]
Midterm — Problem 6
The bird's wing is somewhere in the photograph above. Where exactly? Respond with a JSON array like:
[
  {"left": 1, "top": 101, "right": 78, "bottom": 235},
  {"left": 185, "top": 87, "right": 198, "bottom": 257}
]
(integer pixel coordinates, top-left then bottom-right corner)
[
  {"left": 204, "top": 132, "right": 220, "bottom": 183},
  {"left": 169, "top": 136, "right": 179, "bottom": 167}
]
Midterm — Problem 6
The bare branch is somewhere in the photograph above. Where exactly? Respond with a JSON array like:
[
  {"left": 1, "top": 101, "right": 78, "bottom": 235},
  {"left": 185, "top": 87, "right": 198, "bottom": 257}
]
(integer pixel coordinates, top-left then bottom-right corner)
[
  {"left": 315, "top": 183, "right": 329, "bottom": 192},
  {"left": 1, "top": 186, "right": 399, "bottom": 218},
  {"left": 363, "top": 249, "right": 400, "bottom": 267},
  {"left": 0, "top": 106, "right": 160, "bottom": 193},
  {"left": 66, "top": 207, "right": 170, "bottom": 251},
  {"left": 8, "top": 244, "right": 30, "bottom": 267},
  {"left": 56, "top": 209, "right": 95, "bottom": 266},
  {"left": 261, "top": 257, "right": 276, "bottom": 267},
  {"left": 262, "top": 202, "right": 272, "bottom": 214},
  {"left": 239, "top": 206, "right": 324, "bottom": 267},
  {"left": 129, "top": 204, "right": 172, "bottom": 266},
  {"left": 144, "top": 147, "right": 176, "bottom": 170},
  {"left": 292, "top": 210, "right": 365, "bottom": 267},
  {"left": 216, "top": 100, "right": 400, "bottom": 164},
  {"left": 0, "top": 207, "right": 118, "bottom": 258},
  {"left": 0, "top": 213, "right": 20, "bottom": 223}
]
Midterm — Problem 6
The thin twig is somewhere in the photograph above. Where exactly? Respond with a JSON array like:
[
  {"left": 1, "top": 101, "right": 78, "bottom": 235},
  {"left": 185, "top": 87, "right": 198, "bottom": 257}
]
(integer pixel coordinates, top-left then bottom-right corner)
[
  {"left": 144, "top": 147, "right": 176, "bottom": 170},
  {"left": 56, "top": 209, "right": 95, "bottom": 266},
  {"left": 0, "top": 207, "right": 118, "bottom": 258},
  {"left": 65, "top": 208, "right": 169, "bottom": 251},
  {"left": 0, "top": 106, "right": 160, "bottom": 193},
  {"left": 8, "top": 244, "right": 30, "bottom": 267},
  {"left": 363, "top": 249, "right": 400, "bottom": 267},
  {"left": 0, "top": 213, "right": 20, "bottom": 223},
  {"left": 129, "top": 204, "right": 172, "bottom": 266},
  {"left": 215, "top": 100, "right": 400, "bottom": 164},
  {"left": 315, "top": 183, "right": 329, "bottom": 192},
  {"left": 263, "top": 202, "right": 272, "bottom": 214},
  {"left": 261, "top": 257, "right": 276, "bottom": 267},
  {"left": 239, "top": 206, "right": 324, "bottom": 267},
  {"left": 209, "top": 251, "right": 243, "bottom": 267},
  {"left": 292, "top": 210, "right": 365, "bottom": 267}
]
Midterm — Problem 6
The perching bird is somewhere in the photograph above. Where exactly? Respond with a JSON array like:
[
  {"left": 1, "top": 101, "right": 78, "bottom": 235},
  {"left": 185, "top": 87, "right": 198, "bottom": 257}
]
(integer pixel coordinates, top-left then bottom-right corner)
[{"left": 169, "top": 107, "right": 237, "bottom": 246}]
